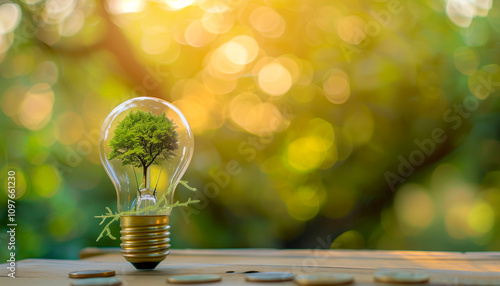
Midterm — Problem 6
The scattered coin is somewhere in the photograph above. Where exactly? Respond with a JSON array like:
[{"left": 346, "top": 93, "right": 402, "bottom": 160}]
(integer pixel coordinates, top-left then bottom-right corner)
[
  {"left": 374, "top": 270, "right": 429, "bottom": 284},
  {"left": 295, "top": 273, "right": 354, "bottom": 285},
  {"left": 245, "top": 272, "right": 295, "bottom": 282},
  {"left": 167, "top": 274, "right": 222, "bottom": 284},
  {"left": 71, "top": 277, "right": 122, "bottom": 286},
  {"left": 69, "top": 270, "right": 116, "bottom": 279}
]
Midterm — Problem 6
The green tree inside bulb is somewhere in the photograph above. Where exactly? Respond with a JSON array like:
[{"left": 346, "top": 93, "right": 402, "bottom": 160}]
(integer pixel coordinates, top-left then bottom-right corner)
[{"left": 108, "top": 110, "right": 179, "bottom": 212}]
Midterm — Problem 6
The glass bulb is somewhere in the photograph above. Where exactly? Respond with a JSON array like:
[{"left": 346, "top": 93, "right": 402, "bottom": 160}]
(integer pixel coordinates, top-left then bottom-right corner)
[{"left": 99, "top": 97, "right": 194, "bottom": 215}]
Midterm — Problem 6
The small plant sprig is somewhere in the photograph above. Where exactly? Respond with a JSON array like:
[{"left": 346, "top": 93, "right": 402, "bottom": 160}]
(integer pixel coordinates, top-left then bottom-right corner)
[{"left": 95, "top": 180, "right": 198, "bottom": 241}]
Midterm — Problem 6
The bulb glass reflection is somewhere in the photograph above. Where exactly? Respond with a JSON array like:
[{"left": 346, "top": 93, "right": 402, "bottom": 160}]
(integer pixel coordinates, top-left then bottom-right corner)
[{"left": 99, "top": 97, "right": 194, "bottom": 215}]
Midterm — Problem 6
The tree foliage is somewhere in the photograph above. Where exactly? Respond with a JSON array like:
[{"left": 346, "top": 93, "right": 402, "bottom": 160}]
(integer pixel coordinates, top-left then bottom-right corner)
[{"left": 108, "top": 110, "right": 179, "bottom": 173}]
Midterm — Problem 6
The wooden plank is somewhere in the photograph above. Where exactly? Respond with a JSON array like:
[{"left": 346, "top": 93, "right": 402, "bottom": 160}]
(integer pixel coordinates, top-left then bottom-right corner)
[
  {"left": 82, "top": 249, "right": 500, "bottom": 272},
  {"left": 1, "top": 249, "right": 499, "bottom": 286}
]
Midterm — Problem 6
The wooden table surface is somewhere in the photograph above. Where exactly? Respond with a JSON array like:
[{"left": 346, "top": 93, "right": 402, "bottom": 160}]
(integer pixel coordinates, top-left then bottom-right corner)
[{"left": 1, "top": 249, "right": 499, "bottom": 285}]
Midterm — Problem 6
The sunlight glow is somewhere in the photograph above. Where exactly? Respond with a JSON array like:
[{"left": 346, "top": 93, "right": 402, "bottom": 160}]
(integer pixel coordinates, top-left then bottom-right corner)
[
  {"left": 163, "top": 0, "right": 196, "bottom": 10},
  {"left": 258, "top": 62, "right": 292, "bottom": 96},
  {"left": 323, "top": 69, "right": 350, "bottom": 104},
  {"left": 446, "top": 0, "right": 492, "bottom": 28},
  {"left": 250, "top": 6, "right": 286, "bottom": 38},
  {"left": 0, "top": 3, "right": 22, "bottom": 35},
  {"left": 185, "top": 20, "right": 216, "bottom": 47},
  {"left": 225, "top": 35, "right": 258, "bottom": 65},
  {"left": 107, "top": 0, "right": 146, "bottom": 14},
  {"left": 337, "top": 15, "right": 366, "bottom": 45},
  {"left": 201, "top": 12, "right": 235, "bottom": 34},
  {"left": 19, "top": 84, "right": 55, "bottom": 131}
]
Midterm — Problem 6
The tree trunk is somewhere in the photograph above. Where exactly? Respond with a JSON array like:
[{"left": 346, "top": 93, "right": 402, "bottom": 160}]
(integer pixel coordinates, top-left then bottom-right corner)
[{"left": 142, "top": 165, "right": 148, "bottom": 189}]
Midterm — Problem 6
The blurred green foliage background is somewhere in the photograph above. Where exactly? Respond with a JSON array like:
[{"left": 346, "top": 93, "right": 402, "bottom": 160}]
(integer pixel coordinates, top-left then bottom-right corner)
[{"left": 1, "top": 0, "right": 500, "bottom": 260}]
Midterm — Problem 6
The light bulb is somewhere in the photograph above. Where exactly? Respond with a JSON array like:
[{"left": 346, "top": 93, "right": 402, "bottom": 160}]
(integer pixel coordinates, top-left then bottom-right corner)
[{"left": 98, "top": 97, "right": 194, "bottom": 270}]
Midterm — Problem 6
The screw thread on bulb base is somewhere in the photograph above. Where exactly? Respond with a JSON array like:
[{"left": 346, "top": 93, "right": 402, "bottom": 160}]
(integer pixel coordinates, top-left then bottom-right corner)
[{"left": 119, "top": 215, "right": 171, "bottom": 270}]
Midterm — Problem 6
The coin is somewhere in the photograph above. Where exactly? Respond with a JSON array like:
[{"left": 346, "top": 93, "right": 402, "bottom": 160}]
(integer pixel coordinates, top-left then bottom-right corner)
[
  {"left": 245, "top": 272, "right": 295, "bottom": 282},
  {"left": 295, "top": 273, "right": 354, "bottom": 285},
  {"left": 71, "top": 277, "right": 122, "bottom": 286},
  {"left": 69, "top": 270, "right": 116, "bottom": 279},
  {"left": 374, "top": 270, "right": 430, "bottom": 284},
  {"left": 167, "top": 274, "right": 222, "bottom": 284}
]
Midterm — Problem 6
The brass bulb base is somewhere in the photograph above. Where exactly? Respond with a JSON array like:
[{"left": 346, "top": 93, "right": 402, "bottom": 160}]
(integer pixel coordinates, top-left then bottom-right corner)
[{"left": 119, "top": 215, "right": 171, "bottom": 270}]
